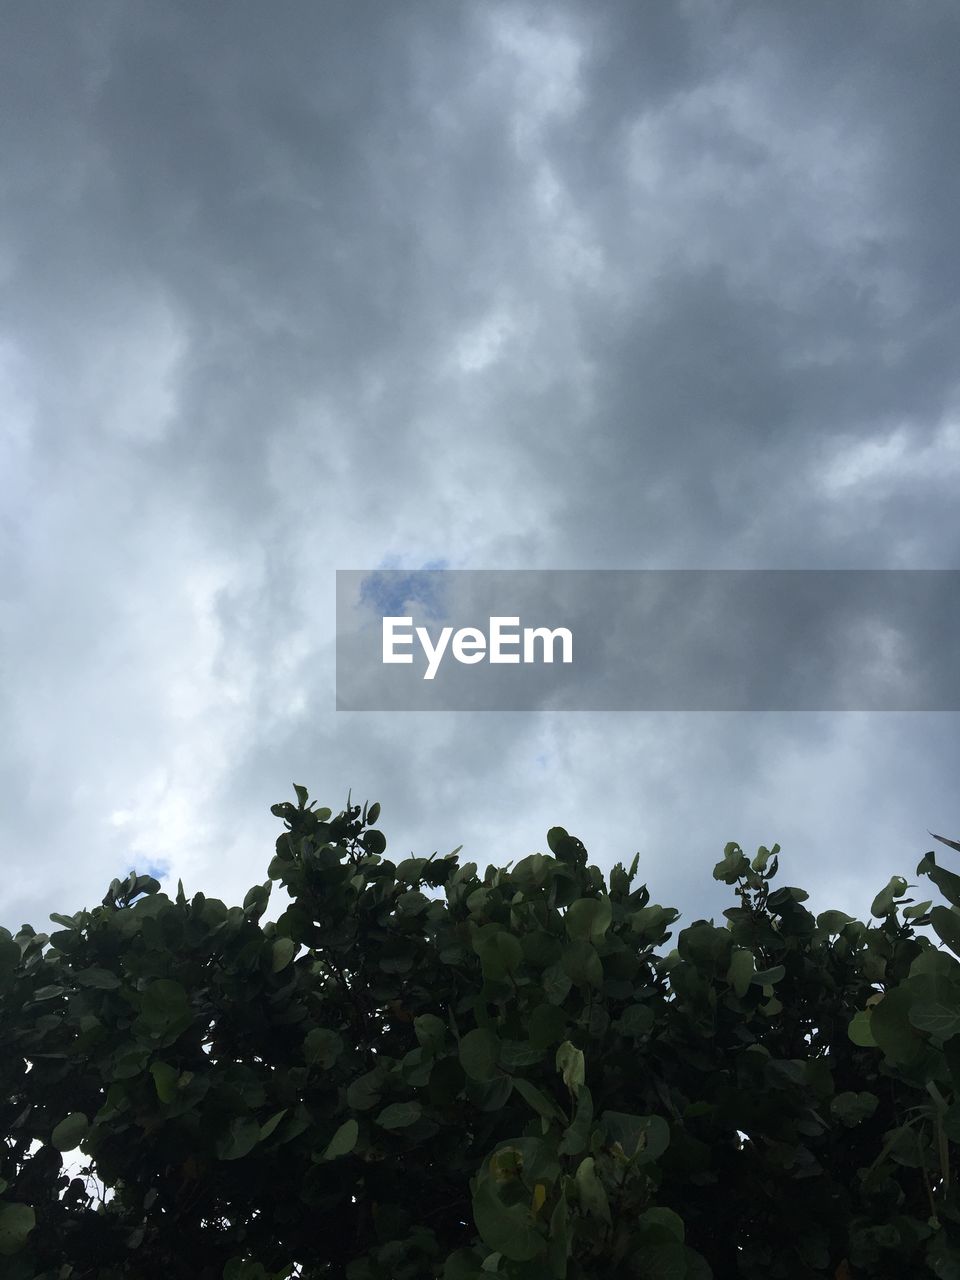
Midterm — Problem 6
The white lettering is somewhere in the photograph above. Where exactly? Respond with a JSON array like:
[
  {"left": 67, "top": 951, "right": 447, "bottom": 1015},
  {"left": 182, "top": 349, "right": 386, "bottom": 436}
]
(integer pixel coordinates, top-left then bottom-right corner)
[
  {"left": 452, "top": 627, "right": 486, "bottom": 664},
  {"left": 382, "top": 617, "right": 573, "bottom": 679},
  {"left": 417, "top": 625, "right": 453, "bottom": 681},
  {"left": 489, "top": 616, "right": 521, "bottom": 663},
  {"left": 382, "top": 617, "right": 414, "bottom": 663},
  {"left": 523, "top": 626, "right": 573, "bottom": 664}
]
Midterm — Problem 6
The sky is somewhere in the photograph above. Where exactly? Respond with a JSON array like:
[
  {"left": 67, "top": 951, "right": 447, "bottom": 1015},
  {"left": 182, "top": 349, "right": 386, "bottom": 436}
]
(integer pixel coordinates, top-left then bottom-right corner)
[{"left": 2, "top": 0, "right": 959, "bottom": 935}]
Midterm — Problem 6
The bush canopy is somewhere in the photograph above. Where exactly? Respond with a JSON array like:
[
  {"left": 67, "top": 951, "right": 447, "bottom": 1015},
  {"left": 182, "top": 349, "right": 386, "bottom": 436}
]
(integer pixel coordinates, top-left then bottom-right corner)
[{"left": 4, "top": 787, "right": 960, "bottom": 1278}]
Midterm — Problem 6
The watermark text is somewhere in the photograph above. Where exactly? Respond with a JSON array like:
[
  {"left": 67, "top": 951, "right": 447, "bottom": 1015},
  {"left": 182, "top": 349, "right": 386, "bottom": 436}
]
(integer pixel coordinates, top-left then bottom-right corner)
[{"left": 382, "top": 615, "right": 573, "bottom": 680}]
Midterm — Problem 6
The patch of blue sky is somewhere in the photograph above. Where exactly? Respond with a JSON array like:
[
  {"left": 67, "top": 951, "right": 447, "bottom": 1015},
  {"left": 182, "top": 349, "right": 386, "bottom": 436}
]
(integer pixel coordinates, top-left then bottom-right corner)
[
  {"left": 127, "top": 861, "right": 169, "bottom": 881},
  {"left": 358, "top": 556, "right": 450, "bottom": 622}
]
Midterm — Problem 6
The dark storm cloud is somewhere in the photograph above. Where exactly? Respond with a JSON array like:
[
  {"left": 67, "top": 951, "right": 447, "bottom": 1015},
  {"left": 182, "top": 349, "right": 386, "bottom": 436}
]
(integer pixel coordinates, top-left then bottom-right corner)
[
  {"left": 533, "top": 0, "right": 960, "bottom": 567},
  {"left": 1, "top": 0, "right": 958, "bottom": 930}
]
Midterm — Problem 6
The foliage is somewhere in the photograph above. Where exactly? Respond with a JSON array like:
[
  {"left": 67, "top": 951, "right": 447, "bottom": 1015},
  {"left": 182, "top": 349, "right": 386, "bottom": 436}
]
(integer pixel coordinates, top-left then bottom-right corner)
[{"left": 3, "top": 791, "right": 960, "bottom": 1277}]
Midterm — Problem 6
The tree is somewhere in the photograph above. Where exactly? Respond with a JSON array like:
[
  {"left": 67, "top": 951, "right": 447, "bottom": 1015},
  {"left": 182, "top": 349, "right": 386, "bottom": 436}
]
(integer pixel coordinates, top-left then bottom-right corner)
[{"left": 3, "top": 787, "right": 960, "bottom": 1278}]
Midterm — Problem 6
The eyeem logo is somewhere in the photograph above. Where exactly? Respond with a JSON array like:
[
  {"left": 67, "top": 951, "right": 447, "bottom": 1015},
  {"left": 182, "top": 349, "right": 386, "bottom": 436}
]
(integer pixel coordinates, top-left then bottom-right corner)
[
  {"left": 383, "top": 616, "right": 573, "bottom": 681},
  {"left": 339, "top": 569, "right": 960, "bottom": 711}
]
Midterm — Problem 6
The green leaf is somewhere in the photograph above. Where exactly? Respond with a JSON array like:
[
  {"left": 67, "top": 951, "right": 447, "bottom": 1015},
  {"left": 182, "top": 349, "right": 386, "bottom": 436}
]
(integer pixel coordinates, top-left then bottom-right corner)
[
  {"left": 293, "top": 784, "right": 309, "bottom": 808},
  {"left": 871, "top": 985, "right": 927, "bottom": 1064},
  {"left": 602, "top": 1111, "right": 671, "bottom": 1164},
  {"left": 547, "top": 827, "right": 568, "bottom": 854},
  {"left": 831, "top": 1091, "right": 879, "bottom": 1126},
  {"left": 0, "top": 934, "right": 21, "bottom": 981},
  {"left": 217, "top": 1116, "right": 262, "bottom": 1161},
  {"left": 750, "top": 964, "right": 785, "bottom": 986},
  {"left": 243, "top": 881, "right": 272, "bottom": 919},
  {"left": 376, "top": 1101, "right": 422, "bottom": 1130},
  {"left": 921, "top": 860, "right": 960, "bottom": 911},
  {"left": 558, "top": 1085, "right": 593, "bottom": 1156},
  {"left": 500, "top": 1039, "right": 547, "bottom": 1070},
  {"left": 726, "top": 949, "right": 754, "bottom": 997},
  {"left": 488, "top": 1137, "right": 560, "bottom": 1189},
  {"left": 460, "top": 1028, "right": 501, "bottom": 1082},
  {"left": 910, "top": 947, "right": 960, "bottom": 980},
  {"left": 0, "top": 1203, "right": 36, "bottom": 1256},
  {"left": 546, "top": 1188, "right": 570, "bottom": 1278},
  {"left": 637, "top": 1206, "right": 685, "bottom": 1243},
  {"left": 513, "top": 1077, "right": 564, "bottom": 1124},
  {"left": 907, "top": 975, "right": 960, "bottom": 1041},
  {"left": 472, "top": 1178, "right": 546, "bottom": 1262},
  {"left": 903, "top": 899, "right": 933, "bottom": 920},
  {"left": 931, "top": 906, "right": 960, "bottom": 958},
  {"left": 150, "top": 1061, "right": 179, "bottom": 1103},
  {"left": 816, "top": 910, "right": 856, "bottom": 935},
  {"left": 679, "top": 921, "right": 732, "bottom": 971},
  {"left": 75, "top": 967, "right": 121, "bottom": 989},
  {"left": 565, "top": 897, "right": 612, "bottom": 942},
  {"left": 259, "top": 1109, "right": 288, "bottom": 1141},
  {"left": 31, "top": 984, "right": 64, "bottom": 1001},
  {"left": 713, "top": 844, "right": 749, "bottom": 884},
  {"left": 751, "top": 844, "right": 777, "bottom": 873},
  {"left": 561, "top": 940, "right": 603, "bottom": 988},
  {"left": 109, "top": 1043, "right": 151, "bottom": 1080},
  {"left": 766, "top": 885, "right": 809, "bottom": 907},
  {"left": 363, "top": 829, "right": 387, "bottom": 855},
  {"left": 574, "top": 1156, "right": 611, "bottom": 1223},
  {"left": 511, "top": 852, "right": 554, "bottom": 891},
  {"left": 347, "top": 1066, "right": 387, "bottom": 1110},
  {"left": 304, "top": 1028, "right": 343, "bottom": 1068},
  {"left": 51, "top": 1112, "right": 89, "bottom": 1151},
  {"left": 630, "top": 904, "right": 678, "bottom": 940},
  {"left": 321, "top": 1117, "right": 359, "bottom": 1160},
  {"left": 474, "top": 928, "right": 523, "bottom": 980},
  {"left": 542, "top": 962, "right": 573, "bottom": 1006},
  {"left": 616, "top": 1003, "right": 655, "bottom": 1038},
  {"left": 848, "top": 1009, "right": 877, "bottom": 1047},
  {"left": 136, "top": 979, "right": 192, "bottom": 1037},
  {"left": 468, "top": 1075, "right": 513, "bottom": 1112},
  {"left": 271, "top": 937, "right": 297, "bottom": 972},
  {"left": 550, "top": 830, "right": 588, "bottom": 868},
  {"left": 486, "top": 1149, "right": 522, "bottom": 1186},
  {"left": 556, "top": 1041, "right": 585, "bottom": 1096},
  {"left": 414, "top": 1013, "right": 447, "bottom": 1053},
  {"left": 871, "top": 875, "right": 909, "bottom": 918}
]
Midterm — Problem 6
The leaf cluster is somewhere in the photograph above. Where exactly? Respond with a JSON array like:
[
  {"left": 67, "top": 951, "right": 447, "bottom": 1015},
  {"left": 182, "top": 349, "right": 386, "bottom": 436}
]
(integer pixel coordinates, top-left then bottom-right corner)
[{"left": 3, "top": 794, "right": 960, "bottom": 1278}]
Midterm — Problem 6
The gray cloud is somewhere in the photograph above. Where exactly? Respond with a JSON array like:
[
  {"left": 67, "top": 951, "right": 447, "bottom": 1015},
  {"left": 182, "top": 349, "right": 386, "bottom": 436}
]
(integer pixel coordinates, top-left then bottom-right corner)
[{"left": 1, "top": 0, "right": 958, "bottom": 933}]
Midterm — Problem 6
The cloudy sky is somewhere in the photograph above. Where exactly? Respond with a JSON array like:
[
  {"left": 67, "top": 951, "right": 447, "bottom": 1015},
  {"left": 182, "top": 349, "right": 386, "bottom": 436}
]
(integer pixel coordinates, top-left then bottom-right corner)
[{"left": 2, "top": 0, "right": 959, "bottom": 934}]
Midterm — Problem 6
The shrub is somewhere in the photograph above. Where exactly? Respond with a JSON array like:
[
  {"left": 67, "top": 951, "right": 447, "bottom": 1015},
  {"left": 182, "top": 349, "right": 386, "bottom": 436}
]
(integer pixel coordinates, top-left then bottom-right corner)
[{"left": 3, "top": 788, "right": 960, "bottom": 1278}]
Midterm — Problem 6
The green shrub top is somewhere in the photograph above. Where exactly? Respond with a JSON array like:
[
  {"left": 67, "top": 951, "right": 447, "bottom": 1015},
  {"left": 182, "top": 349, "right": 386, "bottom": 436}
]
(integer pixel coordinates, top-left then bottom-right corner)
[{"left": 3, "top": 788, "right": 960, "bottom": 1279}]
